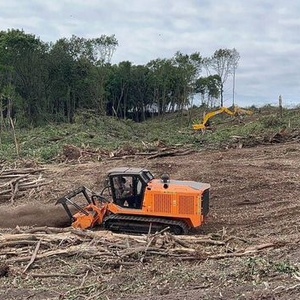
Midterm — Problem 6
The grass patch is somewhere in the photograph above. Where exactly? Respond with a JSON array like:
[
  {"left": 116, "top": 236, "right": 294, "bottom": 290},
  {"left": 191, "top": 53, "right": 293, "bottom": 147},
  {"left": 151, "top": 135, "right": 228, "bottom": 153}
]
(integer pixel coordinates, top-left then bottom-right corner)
[{"left": 0, "top": 106, "right": 299, "bottom": 163}]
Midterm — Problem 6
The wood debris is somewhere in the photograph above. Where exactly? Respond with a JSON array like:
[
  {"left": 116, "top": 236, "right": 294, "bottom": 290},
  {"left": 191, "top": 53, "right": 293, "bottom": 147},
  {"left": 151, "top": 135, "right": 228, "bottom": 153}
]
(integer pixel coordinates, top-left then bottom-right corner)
[
  {"left": 61, "top": 140, "right": 195, "bottom": 162},
  {"left": 0, "top": 226, "right": 285, "bottom": 278},
  {"left": 0, "top": 168, "right": 50, "bottom": 203}
]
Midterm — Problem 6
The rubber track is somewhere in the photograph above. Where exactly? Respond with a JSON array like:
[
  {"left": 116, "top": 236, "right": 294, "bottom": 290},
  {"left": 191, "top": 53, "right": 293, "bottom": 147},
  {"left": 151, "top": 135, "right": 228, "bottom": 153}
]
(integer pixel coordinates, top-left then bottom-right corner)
[{"left": 104, "top": 214, "right": 189, "bottom": 235}]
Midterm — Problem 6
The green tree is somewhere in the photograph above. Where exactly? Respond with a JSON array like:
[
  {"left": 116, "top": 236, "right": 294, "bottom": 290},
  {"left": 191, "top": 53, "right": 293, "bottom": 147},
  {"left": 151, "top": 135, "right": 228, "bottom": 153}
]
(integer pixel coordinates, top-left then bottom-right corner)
[
  {"left": 147, "top": 58, "right": 171, "bottom": 115},
  {"left": 204, "top": 48, "right": 240, "bottom": 107},
  {"left": 47, "top": 35, "right": 118, "bottom": 120},
  {"left": 129, "top": 65, "right": 152, "bottom": 121},
  {"left": 172, "top": 51, "right": 202, "bottom": 111},
  {"left": 195, "top": 75, "right": 221, "bottom": 107},
  {"left": 0, "top": 29, "right": 49, "bottom": 126},
  {"left": 107, "top": 61, "right": 132, "bottom": 119},
  {"left": 47, "top": 38, "right": 77, "bottom": 123}
]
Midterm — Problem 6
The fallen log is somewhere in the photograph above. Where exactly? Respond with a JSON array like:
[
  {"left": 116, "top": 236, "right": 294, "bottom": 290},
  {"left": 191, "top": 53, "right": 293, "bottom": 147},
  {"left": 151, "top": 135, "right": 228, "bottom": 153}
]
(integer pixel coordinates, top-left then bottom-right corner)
[
  {"left": 28, "top": 272, "right": 80, "bottom": 278},
  {"left": 147, "top": 149, "right": 194, "bottom": 159},
  {"left": 6, "top": 245, "right": 101, "bottom": 263},
  {"left": 0, "top": 168, "right": 46, "bottom": 175}
]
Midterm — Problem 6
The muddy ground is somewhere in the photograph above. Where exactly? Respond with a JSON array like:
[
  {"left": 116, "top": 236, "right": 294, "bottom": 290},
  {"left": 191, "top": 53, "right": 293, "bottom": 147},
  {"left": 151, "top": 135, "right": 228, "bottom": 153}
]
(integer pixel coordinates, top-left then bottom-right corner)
[{"left": 0, "top": 141, "right": 300, "bottom": 299}]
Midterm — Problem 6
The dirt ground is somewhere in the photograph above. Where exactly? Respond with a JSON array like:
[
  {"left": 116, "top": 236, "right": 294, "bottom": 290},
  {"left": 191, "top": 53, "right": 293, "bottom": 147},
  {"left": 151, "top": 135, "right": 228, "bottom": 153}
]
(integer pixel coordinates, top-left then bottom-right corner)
[{"left": 0, "top": 141, "right": 300, "bottom": 299}]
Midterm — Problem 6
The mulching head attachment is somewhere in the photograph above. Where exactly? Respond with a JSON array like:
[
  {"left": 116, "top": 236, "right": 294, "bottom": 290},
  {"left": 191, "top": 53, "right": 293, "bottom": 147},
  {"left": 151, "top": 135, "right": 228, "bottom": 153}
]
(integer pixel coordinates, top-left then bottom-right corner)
[{"left": 56, "top": 186, "right": 109, "bottom": 230}]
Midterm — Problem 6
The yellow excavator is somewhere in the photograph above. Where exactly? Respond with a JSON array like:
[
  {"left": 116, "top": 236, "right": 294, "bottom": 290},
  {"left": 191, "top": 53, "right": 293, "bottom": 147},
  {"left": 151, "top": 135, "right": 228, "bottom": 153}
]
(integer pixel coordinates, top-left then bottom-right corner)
[{"left": 193, "top": 106, "right": 253, "bottom": 131}]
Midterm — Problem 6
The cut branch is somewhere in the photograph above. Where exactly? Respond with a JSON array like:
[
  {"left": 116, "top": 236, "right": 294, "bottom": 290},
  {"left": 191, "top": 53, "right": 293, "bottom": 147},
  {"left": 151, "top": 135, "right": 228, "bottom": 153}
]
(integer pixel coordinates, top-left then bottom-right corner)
[{"left": 23, "top": 240, "right": 41, "bottom": 273}]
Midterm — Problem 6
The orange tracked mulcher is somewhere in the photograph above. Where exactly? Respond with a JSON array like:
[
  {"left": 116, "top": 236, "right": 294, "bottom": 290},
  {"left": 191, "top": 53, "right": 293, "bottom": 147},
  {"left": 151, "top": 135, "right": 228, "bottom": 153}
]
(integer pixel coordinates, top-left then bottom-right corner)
[{"left": 56, "top": 167, "right": 210, "bottom": 234}]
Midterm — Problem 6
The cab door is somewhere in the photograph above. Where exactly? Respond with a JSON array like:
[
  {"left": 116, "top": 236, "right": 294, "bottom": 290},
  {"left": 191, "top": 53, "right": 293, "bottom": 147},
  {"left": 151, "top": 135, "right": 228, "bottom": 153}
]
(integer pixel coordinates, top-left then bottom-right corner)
[{"left": 110, "top": 175, "right": 145, "bottom": 209}]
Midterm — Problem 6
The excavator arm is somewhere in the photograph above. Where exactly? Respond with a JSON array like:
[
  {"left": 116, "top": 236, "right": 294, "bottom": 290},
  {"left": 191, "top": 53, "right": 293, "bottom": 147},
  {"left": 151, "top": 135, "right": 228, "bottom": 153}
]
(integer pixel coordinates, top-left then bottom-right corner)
[
  {"left": 233, "top": 106, "right": 254, "bottom": 116},
  {"left": 193, "top": 107, "right": 235, "bottom": 131}
]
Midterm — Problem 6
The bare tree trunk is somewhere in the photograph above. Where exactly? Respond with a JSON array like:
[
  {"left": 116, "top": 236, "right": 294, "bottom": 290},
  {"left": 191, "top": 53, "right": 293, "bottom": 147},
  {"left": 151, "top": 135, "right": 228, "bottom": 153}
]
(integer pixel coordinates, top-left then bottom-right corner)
[
  {"left": 278, "top": 95, "right": 283, "bottom": 118},
  {"left": 220, "top": 83, "right": 224, "bottom": 107},
  {"left": 9, "top": 117, "right": 19, "bottom": 156}
]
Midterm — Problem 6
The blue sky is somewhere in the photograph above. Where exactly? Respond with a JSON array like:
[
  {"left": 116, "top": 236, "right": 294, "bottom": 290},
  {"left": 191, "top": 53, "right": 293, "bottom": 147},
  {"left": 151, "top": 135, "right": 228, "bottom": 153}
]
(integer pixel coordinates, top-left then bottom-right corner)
[{"left": 1, "top": 0, "right": 300, "bottom": 107}]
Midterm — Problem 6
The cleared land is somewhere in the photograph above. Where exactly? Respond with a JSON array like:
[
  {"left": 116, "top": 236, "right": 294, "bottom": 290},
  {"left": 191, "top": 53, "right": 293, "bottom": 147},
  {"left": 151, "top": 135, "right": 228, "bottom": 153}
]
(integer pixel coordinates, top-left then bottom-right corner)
[{"left": 0, "top": 140, "right": 299, "bottom": 300}]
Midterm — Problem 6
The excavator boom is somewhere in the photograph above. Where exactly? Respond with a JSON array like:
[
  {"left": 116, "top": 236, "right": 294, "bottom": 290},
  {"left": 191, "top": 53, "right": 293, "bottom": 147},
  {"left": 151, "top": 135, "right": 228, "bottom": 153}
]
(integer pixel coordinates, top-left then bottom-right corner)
[{"left": 193, "top": 106, "right": 253, "bottom": 131}]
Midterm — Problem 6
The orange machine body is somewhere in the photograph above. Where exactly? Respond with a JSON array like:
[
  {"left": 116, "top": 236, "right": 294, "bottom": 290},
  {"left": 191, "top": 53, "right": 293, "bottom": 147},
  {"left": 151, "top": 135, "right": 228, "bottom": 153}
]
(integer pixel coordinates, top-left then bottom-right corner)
[
  {"left": 57, "top": 167, "right": 210, "bottom": 234},
  {"left": 107, "top": 179, "right": 210, "bottom": 229}
]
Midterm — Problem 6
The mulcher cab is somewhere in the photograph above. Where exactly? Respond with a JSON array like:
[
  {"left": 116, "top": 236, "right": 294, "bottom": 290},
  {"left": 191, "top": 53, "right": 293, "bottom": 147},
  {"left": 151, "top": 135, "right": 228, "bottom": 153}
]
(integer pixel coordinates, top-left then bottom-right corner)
[{"left": 56, "top": 167, "right": 210, "bottom": 235}]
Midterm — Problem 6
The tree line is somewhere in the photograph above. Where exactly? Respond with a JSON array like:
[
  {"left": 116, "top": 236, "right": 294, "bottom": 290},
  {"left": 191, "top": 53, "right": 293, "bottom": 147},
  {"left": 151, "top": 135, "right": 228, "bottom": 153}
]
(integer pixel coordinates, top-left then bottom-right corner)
[{"left": 0, "top": 29, "right": 240, "bottom": 127}]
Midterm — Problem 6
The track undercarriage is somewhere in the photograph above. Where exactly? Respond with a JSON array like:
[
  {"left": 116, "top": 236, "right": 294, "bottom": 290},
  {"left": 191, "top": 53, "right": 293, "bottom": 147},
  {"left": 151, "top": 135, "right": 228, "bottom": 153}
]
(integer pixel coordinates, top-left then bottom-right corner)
[{"left": 104, "top": 214, "right": 189, "bottom": 235}]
